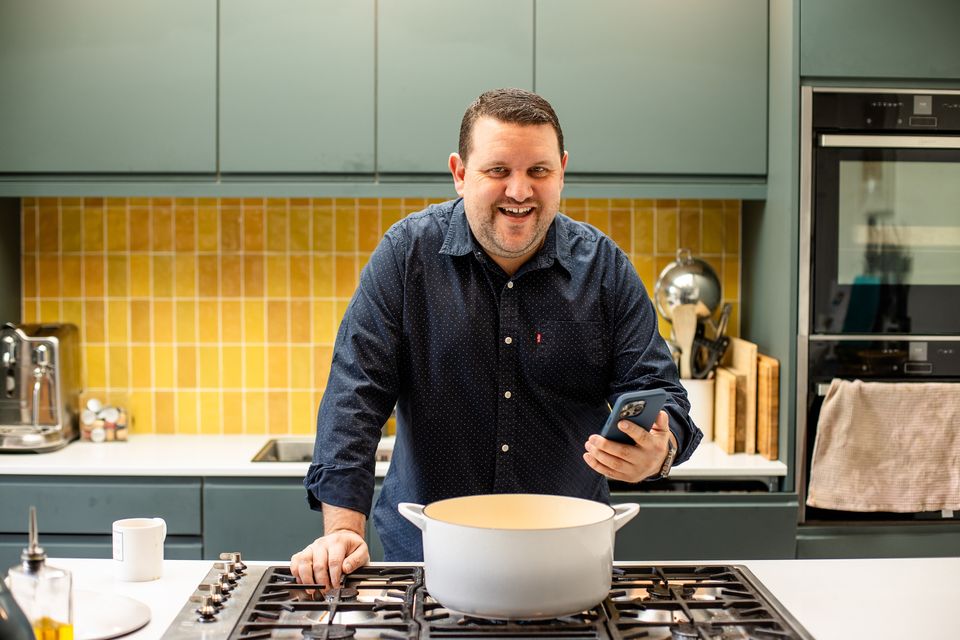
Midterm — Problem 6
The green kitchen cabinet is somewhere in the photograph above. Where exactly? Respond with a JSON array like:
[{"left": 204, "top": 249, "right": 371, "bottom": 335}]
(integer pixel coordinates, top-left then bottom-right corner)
[
  {"left": 535, "top": 0, "right": 768, "bottom": 176},
  {"left": 611, "top": 493, "right": 798, "bottom": 560},
  {"left": 0, "top": 476, "right": 203, "bottom": 569},
  {"left": 800, "top": 0, "right": 960, "bottom": 80},
  {"left": 797, "top": 524, "right": 960, "bottom": 559},
  {"left": 202, "top": 478, "right": 324, "bottom": 561},
  {"left": 0, "top": 0, "right": 216, "bottom": 173},
  {"left": 376, "top": 0, "right": 534, "bottom": 174},
  {"left": 219, "top": 0, "right": 375, "bottom": 173}
]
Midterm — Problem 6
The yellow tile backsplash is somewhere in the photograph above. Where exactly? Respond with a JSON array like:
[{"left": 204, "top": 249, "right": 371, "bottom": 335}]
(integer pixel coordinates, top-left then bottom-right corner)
[{"left": 20, "top": 197, "right": 741, "bottom": 435}]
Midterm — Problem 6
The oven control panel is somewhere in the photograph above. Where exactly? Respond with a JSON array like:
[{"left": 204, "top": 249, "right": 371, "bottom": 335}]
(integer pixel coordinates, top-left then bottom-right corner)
[{"left": 808, "top": 339, "right": 960, "bottom": 380}]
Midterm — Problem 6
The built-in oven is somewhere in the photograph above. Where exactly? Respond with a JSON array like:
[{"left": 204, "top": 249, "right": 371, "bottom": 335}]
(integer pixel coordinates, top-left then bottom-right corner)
[{"left": 798, "top": 87, "right": 960, "bottom": 524}]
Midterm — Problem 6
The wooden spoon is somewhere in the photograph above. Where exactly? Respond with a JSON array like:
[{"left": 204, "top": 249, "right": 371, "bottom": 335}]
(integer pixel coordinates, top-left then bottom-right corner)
[{"left": 672, "top": 303, "right": 698, "bottom": 379}]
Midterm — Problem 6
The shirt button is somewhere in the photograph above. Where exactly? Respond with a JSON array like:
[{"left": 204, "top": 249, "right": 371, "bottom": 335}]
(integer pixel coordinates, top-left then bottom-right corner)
[
  {"left": 507, "top": 281, "right": 514, "bottom": 289},
  {"left": 501, "top": 444, "right": 510, "bottom": 452},
  {"left": 504, "top": 390, "right": 512, "bottom": 399},
  {"left": 504, "top": 336, "right": 513, "bottom": 345}
]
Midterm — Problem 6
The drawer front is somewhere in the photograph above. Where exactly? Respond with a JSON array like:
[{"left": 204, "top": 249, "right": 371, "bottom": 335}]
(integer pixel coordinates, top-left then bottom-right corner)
[
  {"left": 0, "top": 476, "right": 202, "bottom": 535},
  {"left": 0, "top": 534, "right": 202, "bottom": 570}
]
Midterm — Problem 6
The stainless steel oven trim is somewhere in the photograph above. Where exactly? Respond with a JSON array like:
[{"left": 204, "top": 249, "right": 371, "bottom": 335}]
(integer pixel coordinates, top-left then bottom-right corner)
[
  {"left": 811, "top": 87, "right": 960, "bottom": 96},
  {"left": 797, "top": 87, "right": 814, "bottom": 522},
  {"left": 821, "top": 134, "right": 960, "bottom": 149},
  {"left": 808, "top": 334, "right": 960, "bottom": 341}
]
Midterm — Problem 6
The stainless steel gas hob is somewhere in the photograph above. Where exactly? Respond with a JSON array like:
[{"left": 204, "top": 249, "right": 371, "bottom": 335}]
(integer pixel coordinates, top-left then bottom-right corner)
[{"left": 160, "top": 554, "right": 813, "bottom": 639}]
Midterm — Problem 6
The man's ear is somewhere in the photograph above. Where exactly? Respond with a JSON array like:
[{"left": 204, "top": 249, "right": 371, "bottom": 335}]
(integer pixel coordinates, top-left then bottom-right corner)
[{"left": 449, "top": 153, "right": 466, "bottom": 196}]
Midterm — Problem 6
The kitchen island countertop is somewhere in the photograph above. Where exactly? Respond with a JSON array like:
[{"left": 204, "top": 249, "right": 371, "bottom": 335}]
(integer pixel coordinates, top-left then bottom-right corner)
[
  {"left": 54, "top": 556, "right": 958, "bottom": 640},
  {"left": 0, "top": 434, "right": 785, "bottom": 480}
]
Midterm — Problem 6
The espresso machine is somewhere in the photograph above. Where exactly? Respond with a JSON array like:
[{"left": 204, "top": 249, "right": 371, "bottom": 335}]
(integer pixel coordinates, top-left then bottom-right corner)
[{"left": 1, "top": 323, "right": 81, "bottom": 452}]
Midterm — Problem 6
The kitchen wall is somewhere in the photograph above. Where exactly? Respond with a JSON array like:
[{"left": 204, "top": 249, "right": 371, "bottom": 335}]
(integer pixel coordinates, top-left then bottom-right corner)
[{"left": 19, "top": 197, "right": 741, "bottom": 435}]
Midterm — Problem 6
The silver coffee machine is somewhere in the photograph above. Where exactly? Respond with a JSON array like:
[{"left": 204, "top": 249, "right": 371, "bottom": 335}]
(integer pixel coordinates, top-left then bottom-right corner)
[{"left": 1, "top": 323, "right": 81, "bottom": 452}]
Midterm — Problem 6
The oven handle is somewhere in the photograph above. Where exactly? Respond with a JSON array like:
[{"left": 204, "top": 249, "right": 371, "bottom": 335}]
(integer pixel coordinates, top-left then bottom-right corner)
[{"left": 820, "top": 134, "right": 960, "bottom": 149}]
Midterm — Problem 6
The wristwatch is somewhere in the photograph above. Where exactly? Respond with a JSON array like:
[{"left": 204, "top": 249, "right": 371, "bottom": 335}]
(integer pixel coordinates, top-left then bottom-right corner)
[{"left": 652, "top": 438, "right": 677, "bottom": 480}]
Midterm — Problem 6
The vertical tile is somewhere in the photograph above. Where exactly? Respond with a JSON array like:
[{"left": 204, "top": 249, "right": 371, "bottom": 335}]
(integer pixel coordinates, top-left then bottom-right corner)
[
  {"left": 129, "top": 205, "right": 150, "bottom": 252},
  {"left": 22, "top": 254, "right": 37, "bottom": 298},
  {"left": 37, "top": 257, "right": 60, "bottom": 297},
  {"left": 335, "top": 203, "right": 357, "bottom": 252},
  {"left": 83, "top": 256, "right": 105, "bottom": 297},
  {"left": 609, "top": 208, "right": 631, "bottom": 252},
  {"left": 221, "top": 255, "right": 242, "bottom": 297},
  {"left": 177, "top": 346, "right": 197, "bottom": 388},
  {"left": 266, "top": 256, "right": 289, "bottom": 297},
  {"left": 61, "top": 256, "right": 81, "bottom": 297},
  {"left": 221, "top": 205, "right": 242, "bottom": 252},
  {"left": 154, "top": 346, "right": 174, "bottom": 388},
  {"left": 313, "top": 203, "right": 334, "bottom": 252},
  {"left": 85, "top": 345, "right": 106, "bottom": 389},
  {"left": 679, "top": 209, "right": 701, "bottom": 255},
  {"left": 38, "top": 201, "right": 59, "bottom": 253},
  {"left": 380, "top": 199, "right": 404, "bottom": 234},
  {"left": 197, "top": 204, "right": 218, "bottom": 252},
  {"left": 198, "top": 256, "right": 219, "bottom": 297},
  {"left": 130, "top": 300, "right": 151, "bottom": 342},
  {"left": 244, "top": 301, "right": 265, "bottom": 342},
  {"left": 266, "top": 301, "right": 288, "bottom": 342},
  {"left": 177, "top": 390, "right": 198, "bottom": 434},
  {"left": 245, "top": 345, "right": 266, "bottom": 388},
  {"left": 630, "top": 255, "right": 656, "bottom": 296},
  {"left": 60, "top": 300, "right": 83, "bottom": 330},
  {"left": 585, "top": 201, "right": 611, "bottom": 236},
  {"left": 22, "top": 204, "right": 37, "bottom": 253},
  {"left": 130, "top": 346, "right": 152, "bottom": 388},
  {"left": 312, "top": 255, "right": 334, "bottom": 297},
  {"left": 701, "top": 205, "right": 724, "bottom": 254},
  {"left": 267, "top": 346, "right": 288, "bottom": 388},
  {"left": 129, "top": 255, "right": 151, "bottom": 297},
  {"left": 288, "top": 255, "right": 309, "bottom": 297},
  {"left": 290, "top": 391, "right": 315, "bottom": 434},
  {"left": 83, "top": 204, "right": 105, "bottom": 252},
  {"left": 314, "top": 346, "right": 334, "bottom": 390},
  {"left": 176, "top": 301, "right": 196, "bottom": 342},
  {"left": 106, "top": 204, "right": 128, "bottom": 252},
  {"left": 155, "top": 391, "right": 175, "bottom": 434},
  {"left": 266, "top": 201, "right": 288, "bottom": 252},
  {"left": 723, "top": 208, "right": 740, "bottom": 253},
  {"left": 106, "top": 256, "right": 128, "bottom": 297},
  {"left": 312, "top": 301, "right": 335, "bottom": 343},
  {"left": 722, "top": 256, "right": 740, "bottom": 300},
  {"left": 152, "top": 203, "right": 174, "bottom": 251},
  {"left": 221, "top": 301, "right": 242, "bottom": 342},
  {"left": 289, "top": 301, "right": 311, "bottom": 343},
  {"left": 129, "top": 390, "right": 153, "bottom": 434},
  {"left": 655, "top": 207, "right": 678, "bottom": 255},
  {"left": 61, "top": 206, "right": 82, "bottom": 252},
  {"left": 175, "top": 255, "right": 196, "bottom": 297},
  {"left": 290, "top": 204, "right": 311, "bottom": 251},
  {"left": 289, "top": 345, "right": 311, "bottom": 388},
  {"left": 153, "top": 301, "right": 173, "bottom": 342},
  {"left": 198, "top": 301, "right": 219, "bottom": 342},
  {"left": 243, "top": 203, "right": 265, "bottom": 251},
  {"left": 107, "top": 300, "right": 128, "bottom": 343},
  {"left": 335, "top": 256, "right": 357, "bottom": 298},
  {"left": 222, "top": 391, "right": 243, "bottom": 434},
  {"left": 198, "top": 346, "right": 220, "bottom": 388},
  {"left": 21, "top": 300, "right": 37, "bottom": 323},
  {"left": 222, "top": 346, "right": 243, "bottom": 388},
  {"left": 244, "top": 391, "right": 266, "bottom": 434},
  {"left": 38, "top": 300, "right": 60, "bottom": 323},
  {"left": 152, "top": 255, "right": 173, "bottom": 298},
  {"left": 108, "top": 345, "right": 129, "bottom": 388},
  {"left": 243, "top": 256, "right": 264, "bottom": 297},
  {"left": 267, "top": 391, "right": 289, "bottom": 434},
  {"left": 358, "top": 204, "right": 380, "bottom": 253},
  {"left": 84, "top": 301, "right": 105, "bottom": 342},
  {"left": 175, "top": 202, "right": 196, "bottom": 252}
]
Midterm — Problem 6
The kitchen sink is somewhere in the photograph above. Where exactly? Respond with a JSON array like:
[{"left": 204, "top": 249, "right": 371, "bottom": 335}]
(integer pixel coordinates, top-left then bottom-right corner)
[{"left": 251, "top": 437, "right": 393, "bottom": 463}]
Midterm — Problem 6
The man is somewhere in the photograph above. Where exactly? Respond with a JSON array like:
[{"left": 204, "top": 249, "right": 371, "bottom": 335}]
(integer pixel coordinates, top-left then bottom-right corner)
[{"left": 292, "top": 88, "right": 701, "bottom": 590}]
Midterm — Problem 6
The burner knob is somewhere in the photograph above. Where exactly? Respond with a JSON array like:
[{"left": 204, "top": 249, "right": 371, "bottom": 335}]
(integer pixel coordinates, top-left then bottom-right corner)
[
  {"left": 216, "top": 572, "right": 234, "bottom": 595},
  {"left": 191, "top": 594, "right": 218, "bottom": 623},
  {"left": 198, "top": 583, "right": 227, "bottom": 608},
  {"left": 214, "top": 561, "right": 239, "bottom": 585},
  {"left": 219, "top": 552, "right": 247, "bottom": 575}
]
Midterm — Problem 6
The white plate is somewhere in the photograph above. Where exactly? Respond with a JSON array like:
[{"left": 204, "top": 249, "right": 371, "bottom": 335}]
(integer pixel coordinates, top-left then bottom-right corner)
[{"left": 75, "top": 589, "right": 151, "bottom": 640}]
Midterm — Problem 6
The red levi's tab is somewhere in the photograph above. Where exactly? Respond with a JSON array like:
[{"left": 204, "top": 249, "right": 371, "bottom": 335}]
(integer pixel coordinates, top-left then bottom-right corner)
[{"left": 536, "top": 332, "right": 542, "bottom": 344}]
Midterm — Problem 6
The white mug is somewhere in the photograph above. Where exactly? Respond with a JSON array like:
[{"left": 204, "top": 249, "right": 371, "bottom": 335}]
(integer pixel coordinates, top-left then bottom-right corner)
[{"left": 112, "top": 517, "right": 167, "bottom": 581}]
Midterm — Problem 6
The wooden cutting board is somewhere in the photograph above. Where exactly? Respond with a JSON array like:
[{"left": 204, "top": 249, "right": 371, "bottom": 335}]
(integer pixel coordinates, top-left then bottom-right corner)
[
  {"left": 721, "top": 337, "right": 758, "bottom": 454},
  {"left": 713, "top": 366, "right": 741, "bottom": 454},
  {"left": 757, "top": 353, "right": 780, "bottom": 460}
]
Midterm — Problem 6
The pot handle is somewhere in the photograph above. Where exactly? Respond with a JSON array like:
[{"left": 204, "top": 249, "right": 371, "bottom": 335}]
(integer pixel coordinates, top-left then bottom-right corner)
[
  {"left": 397, "top": 502, "right": 427, "bottom": 531},
  {"left": 612, "top": 503, "right": 640, "bottom": 531}
]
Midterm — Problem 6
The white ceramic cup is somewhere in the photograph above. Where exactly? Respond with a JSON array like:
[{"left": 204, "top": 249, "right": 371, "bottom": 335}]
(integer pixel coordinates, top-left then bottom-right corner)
[
  {"left": 681, "top": 378, "right": 715, "bottom": 442},
  {"left": 112, "top": 517, "right": 167, "bottom": 581}
]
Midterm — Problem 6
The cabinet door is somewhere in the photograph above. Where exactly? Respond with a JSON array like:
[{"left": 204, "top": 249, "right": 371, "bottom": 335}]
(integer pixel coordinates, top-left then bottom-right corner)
[
  {"left": 377, "top": 0, "right": 534, "bottom": 174},
  {"left": 797, "top": 524, "right": 960, "bottom": 559},
  {"left": 0, "top": 0, "right": 216, "bottom": 173},
  {"left": 0, "top": 535, "right": 202, "bottom": 571},
  {"left": 801, "top": 0, "right": 960, "bottom": 79},
  {"left": 611, "top": 493, "right": 797, "bottom": 561},
  {"left": 220, "top": 0, "right": 375, "bottom": 173},
  {"left": 203, "top": 478, "right": 323, "bottom": 561},
  {"left": 535, "top": 0, "right": 767, "bottom": 176}
]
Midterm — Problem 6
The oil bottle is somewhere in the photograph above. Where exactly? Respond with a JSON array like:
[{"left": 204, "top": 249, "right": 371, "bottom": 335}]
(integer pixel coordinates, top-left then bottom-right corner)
[{"left": 6, "top": 507, "right": 74, "bottom": 640}]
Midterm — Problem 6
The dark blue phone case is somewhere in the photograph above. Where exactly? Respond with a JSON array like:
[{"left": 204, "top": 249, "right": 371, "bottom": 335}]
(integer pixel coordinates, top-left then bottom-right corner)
[{"left": 600, "top": 389, "right": 668, "bottom": 444}]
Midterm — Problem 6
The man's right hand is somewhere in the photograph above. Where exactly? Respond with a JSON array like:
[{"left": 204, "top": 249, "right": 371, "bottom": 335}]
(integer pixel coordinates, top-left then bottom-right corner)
[{"left": 290, "top": 504, "right": 369, "bottom": 595}]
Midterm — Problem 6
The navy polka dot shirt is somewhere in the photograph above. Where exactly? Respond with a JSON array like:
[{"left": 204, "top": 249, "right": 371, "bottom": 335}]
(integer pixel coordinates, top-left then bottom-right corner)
[{"left": 304, "top": 198, "right": 701, "bottom": 560}]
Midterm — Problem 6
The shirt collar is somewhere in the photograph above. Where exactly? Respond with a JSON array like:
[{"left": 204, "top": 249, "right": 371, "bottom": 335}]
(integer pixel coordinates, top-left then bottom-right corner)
[{"left": 439, "top": 198, "right": 574, "bottom": 275}]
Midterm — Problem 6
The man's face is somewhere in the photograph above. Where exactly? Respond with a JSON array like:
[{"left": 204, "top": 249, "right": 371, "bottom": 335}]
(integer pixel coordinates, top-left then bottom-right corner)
[{"left": 449, "top": 117, "right": 568, "bottom": 273}]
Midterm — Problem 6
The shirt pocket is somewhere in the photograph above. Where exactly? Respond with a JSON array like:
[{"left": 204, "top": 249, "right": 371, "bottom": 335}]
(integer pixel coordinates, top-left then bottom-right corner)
[{"left": 529, "top": 320, "right": 606, "bottom": 397}]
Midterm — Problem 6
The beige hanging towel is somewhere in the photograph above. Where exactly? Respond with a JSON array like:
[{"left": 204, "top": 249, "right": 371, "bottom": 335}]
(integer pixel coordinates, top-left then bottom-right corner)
[{"left": 807, "top": 379, "right": 960, "bottom": 512}]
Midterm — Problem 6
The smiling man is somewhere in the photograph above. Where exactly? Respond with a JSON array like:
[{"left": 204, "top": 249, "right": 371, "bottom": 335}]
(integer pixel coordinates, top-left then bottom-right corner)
[{"left": 293, "top": 88, "right": 701, "bottom": 590}]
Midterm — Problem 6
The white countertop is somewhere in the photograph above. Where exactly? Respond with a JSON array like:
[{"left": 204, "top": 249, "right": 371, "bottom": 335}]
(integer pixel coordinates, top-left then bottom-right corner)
[
  {"left": 0, "top": 435, "right": 785, "bottom": 479},
  {"left": 53, "top": 556, "right": 958, "bottom": 640}
]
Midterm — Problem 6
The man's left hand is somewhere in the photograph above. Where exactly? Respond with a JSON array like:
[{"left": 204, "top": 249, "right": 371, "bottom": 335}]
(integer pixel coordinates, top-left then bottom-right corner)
[{"left": 583, "top": 410, "right": 676, "bottom": 483}]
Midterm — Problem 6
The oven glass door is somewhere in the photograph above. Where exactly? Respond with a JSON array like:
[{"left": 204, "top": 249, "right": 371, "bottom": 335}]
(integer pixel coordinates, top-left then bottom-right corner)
[{"left": 812, "top": 144, "right": 960, "bottom": 334}]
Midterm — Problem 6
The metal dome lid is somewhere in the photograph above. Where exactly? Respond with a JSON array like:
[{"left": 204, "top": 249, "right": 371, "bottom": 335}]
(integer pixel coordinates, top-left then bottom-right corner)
[{"left": 653, "top": 249, "right": 722, "bottom": 321}]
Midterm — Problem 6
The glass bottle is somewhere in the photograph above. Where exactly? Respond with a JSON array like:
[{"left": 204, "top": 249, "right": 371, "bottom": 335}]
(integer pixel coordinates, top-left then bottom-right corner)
[{"left": 6, "top": 507, "right": 74, "bottom": 640}]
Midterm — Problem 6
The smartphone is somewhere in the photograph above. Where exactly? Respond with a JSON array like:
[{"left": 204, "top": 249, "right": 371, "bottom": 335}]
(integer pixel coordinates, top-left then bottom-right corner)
[{"left": 600, "top": 389, "right": 668, "bottom": 444}]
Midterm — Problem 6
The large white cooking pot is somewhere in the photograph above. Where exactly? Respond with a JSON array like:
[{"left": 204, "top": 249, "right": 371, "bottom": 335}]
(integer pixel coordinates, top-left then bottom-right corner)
[{"left": 398, "top": 493, "right": 640, "bottom": 619}]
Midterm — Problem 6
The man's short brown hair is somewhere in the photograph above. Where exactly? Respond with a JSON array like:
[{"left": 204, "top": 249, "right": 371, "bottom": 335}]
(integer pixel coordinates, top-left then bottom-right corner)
[{"left": 458, "top": 88, "right": 564, "bottom": 165}]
